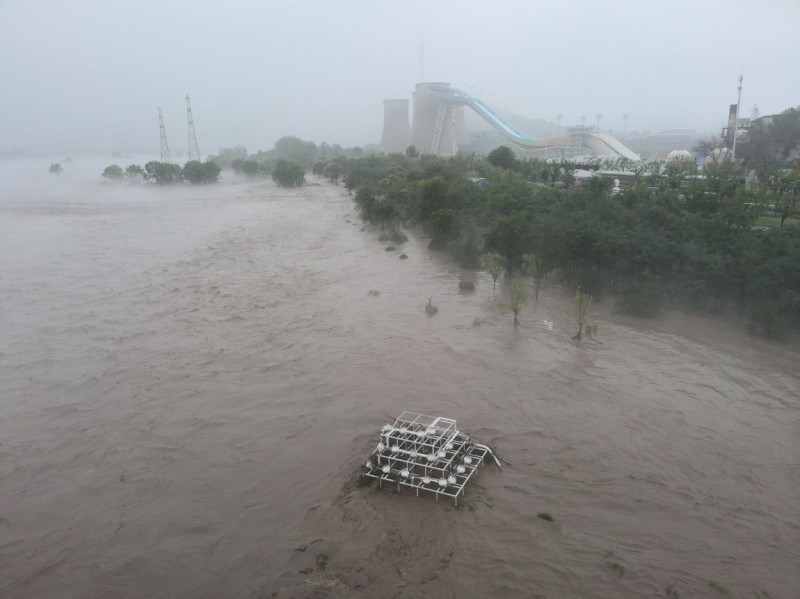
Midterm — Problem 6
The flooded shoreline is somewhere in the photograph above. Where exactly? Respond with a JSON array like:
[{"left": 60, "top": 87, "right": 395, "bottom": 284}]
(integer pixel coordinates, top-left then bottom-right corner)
[{"left": 1, "top": 169, "right": 798, "bottom": 598}]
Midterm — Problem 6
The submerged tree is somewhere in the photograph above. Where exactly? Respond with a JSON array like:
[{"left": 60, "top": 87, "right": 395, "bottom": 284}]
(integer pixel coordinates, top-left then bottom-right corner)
[
  {"left": 484, "top": 216, "right": 533, "bottom": 275},
  {"left": 428, "top": 208, "right": 458, "bottom": 249},
  {"left": 125, "top": 164, "right": 145, "bottom": 179},
  {"left": 271, "top": 158, "right": 305, "bottom": 187},
  {"left": 480, "top": 252, "right": 505, "bottom": 293},
  {"left": 323, "top": 160, "right": 342, "bottom": 183},
  {"left": 572, "top": 286, "right": 597, "bottom": 340},
  {"left": 505, "top": 278, "right": 526, "bottom": 328},
  {"left": 144, "top": 161, "right": 181, "bottom": 184},
  {"left": 522, "top": 253, "right": 547, "bottom": 300},
  {"left": 182, "top": 160, "right": 221, "bottom": 184},
  {"left": 102, "top": 164, "right": 124, "bottom": 180}
]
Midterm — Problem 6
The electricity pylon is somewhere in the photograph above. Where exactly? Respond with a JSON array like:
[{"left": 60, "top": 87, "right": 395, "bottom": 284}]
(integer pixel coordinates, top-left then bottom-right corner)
[{"left": 158, "top": 107, "right": 172, "bottom": 164}]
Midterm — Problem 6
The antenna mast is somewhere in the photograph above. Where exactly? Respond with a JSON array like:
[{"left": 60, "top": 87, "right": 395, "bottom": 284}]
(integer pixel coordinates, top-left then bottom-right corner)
[
  {"left": 186, "top": 93, "right": 200, "bottom": 162},
  {"left": 158, "top": 107, "right": 172, "bottom": 164},
  {"left": 731, "top": 73, "right": 743, "bottom": 161}
]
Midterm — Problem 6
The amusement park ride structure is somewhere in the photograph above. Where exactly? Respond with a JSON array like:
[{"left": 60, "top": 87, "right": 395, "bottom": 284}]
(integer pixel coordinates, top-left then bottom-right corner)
[{"left": 382, "top": 82, "right": 640, "bottom": 161}]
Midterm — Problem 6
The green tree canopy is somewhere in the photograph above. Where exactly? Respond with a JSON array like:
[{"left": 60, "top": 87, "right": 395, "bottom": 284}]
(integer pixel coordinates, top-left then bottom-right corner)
[
  {"left": 273, "top": 136, "right": 318, "bottom": 164},
  {"left": 428, "top": 208, "right": 458, "bottom": 250},
  {"left": 207, "top": 146, "right": 248, "bottom": 169},
  {"left": 742, "top": 107, "right": 800, "bottom": 167},
  {"left": 417, "top": 176, "right": 449, "bottom": 222},
  {"left": 271, "top": 158, "right": 305, "bottom": 187},
  {"left": 125, "top": 164, "right": 145, "bottom": 179},
  {"left": 487, "top": 145, "right": 516, "bottom": 170},
  {"left": 505, "top": 279, "right": 526, "bottom": 328},
  {"left": 484, "top": 215, "right": 533, "bottom": 274},
  {"left": 241, "top": 160, "right": 262, "bottom": 178},
  {"left": 323, "top": 160, "right": 342, "bottom": 183},
  {"left": 144, "top": 161, "right": 181, "bottom": 184},
  {"left": 182, "top": 160, "right": 221, "bottom": 184},
  {"left": 102, "top": 164, "right": 124, "bottom": 180},
  {"left": 481, "top": 252, "right": 505, "bottom": 292}
]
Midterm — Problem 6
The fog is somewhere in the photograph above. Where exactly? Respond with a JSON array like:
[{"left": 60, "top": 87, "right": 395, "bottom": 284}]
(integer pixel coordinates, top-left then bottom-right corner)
[
  {"left": 2, "top": 3, "right": 800, "bottom": 596},
  {"left": 2, "top": 0, "right": 799, "bottom": 158}
]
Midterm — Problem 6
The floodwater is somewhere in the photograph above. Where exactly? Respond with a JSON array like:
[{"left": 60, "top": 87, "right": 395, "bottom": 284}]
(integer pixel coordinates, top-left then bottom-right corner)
[{"left": 1, "top": 158, "right": 798, "bottom": 599}]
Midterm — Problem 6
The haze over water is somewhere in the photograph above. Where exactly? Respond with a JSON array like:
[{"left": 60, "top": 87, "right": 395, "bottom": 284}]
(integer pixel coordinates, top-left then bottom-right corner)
[{"left": 1, "top": 158, "right": 798, "bottom": 598}]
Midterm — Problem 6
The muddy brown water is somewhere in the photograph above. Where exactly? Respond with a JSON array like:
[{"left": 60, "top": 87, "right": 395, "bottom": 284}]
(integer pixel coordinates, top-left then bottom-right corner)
[{"left": 1, "top": 160, "right": 798, "bottom": 598}]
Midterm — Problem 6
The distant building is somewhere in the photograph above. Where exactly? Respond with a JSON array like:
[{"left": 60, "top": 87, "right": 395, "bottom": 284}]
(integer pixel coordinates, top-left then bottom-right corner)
[{"left": 721, "top": 103, "right": 750, "bottom": 145}]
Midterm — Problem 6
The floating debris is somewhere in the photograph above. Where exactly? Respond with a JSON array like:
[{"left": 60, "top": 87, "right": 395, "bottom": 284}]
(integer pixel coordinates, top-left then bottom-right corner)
[
  {"left": 543, "top": 320, "right": 554, "bottom": 330},
  {"left": 362, "top": 412, "right": 500, "bottom": 506}
]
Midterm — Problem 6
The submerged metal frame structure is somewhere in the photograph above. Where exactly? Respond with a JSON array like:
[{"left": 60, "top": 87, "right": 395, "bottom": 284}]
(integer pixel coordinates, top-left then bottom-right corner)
[{"left": 362, "top": 412, "right": 496, "bottom": 506}]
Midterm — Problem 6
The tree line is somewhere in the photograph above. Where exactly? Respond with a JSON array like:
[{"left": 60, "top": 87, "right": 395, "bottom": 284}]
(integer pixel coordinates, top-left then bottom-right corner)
[
  {"left": 207, "top": 136, "right": 361, "bottom": 187},
  {"left": 102, "top": 160, "right": 221, "bottom": 185},
  {"left": 99, "top": 124, "right": 800, "bottom": 339},
  {"left": 339, "top": 144, "right": 799, "bottom": 339}
]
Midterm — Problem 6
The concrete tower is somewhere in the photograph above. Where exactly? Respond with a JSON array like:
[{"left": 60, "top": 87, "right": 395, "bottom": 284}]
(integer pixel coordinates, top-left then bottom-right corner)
[
  {"left": 380, "top": 99, "right": 411, "bottom": 153},
  {"left": 411, "top": 82, "right": 447, "bottom": 153},
  {"left": 411, "top": 82, "right": 469, "bottom": 156}
]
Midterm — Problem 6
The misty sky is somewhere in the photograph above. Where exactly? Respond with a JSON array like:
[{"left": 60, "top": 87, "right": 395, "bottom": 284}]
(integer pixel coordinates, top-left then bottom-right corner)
[{"left": 1, "top": 0, "right": 798, "bottom": 158}]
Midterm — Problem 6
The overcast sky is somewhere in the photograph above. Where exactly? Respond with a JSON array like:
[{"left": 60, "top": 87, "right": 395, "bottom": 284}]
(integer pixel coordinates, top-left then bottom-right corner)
[{"left": 1, "top": 0, "right": 798, "bottom": 158}]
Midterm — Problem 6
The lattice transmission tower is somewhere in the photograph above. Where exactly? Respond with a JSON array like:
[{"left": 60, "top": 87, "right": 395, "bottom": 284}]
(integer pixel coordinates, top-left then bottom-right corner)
[
  {"left": 186, "top": 93, "right": 200, "bottom": 162},
  {"left": 158, "top": 107, "right": 172, "bottom": 164}
]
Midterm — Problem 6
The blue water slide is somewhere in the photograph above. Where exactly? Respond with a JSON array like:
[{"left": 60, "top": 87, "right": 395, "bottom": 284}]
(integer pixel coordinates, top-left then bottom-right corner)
[{"left": 429, "top": 85, "right": 544, "bottom": 148}]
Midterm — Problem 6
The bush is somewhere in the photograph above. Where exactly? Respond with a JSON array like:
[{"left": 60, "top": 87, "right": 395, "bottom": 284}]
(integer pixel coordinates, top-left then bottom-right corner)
[
  {"left": 425, "top": 297, "right": 438, "bottom": 315},
  {"left": 459, "top": 279, "right": 475, "bottom": 292}
]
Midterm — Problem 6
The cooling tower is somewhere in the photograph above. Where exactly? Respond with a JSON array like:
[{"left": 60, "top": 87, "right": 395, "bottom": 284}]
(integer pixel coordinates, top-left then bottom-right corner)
[
  {"left": 411, "top": 82, "right": 469, "bottom": 156},
  {"left": 454, "top": 105, "right": 469, "bottom": 147},
  {"left": 380, "top": 99, "right": 411, "bottom": 153}
]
